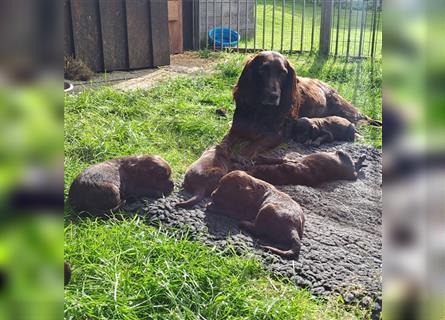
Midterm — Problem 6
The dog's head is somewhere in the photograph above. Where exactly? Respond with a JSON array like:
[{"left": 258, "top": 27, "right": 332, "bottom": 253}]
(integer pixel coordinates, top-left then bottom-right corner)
[
  {"left": 122, "top": 155, "right": 174, "bottom": 194},
  {"left": 293, "top": 117, "right": 320, "bottom": 142},
  {"left": 233, "top": 51, "right": 299, "bottom": 112}
]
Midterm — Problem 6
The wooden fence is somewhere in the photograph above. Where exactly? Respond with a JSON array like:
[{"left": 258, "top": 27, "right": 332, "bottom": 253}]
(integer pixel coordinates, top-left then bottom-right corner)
[{"left": 64, "top": 0, "right": 171, "bottom": 72}]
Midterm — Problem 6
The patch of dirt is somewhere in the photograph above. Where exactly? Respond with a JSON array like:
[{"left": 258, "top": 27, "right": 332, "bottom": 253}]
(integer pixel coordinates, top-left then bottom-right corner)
[
  {"left": 68, "top": 52, "right": 218, "bottom": 94},
  {"left": 124, "top": 141, "right": 382, "bottom": 318}
]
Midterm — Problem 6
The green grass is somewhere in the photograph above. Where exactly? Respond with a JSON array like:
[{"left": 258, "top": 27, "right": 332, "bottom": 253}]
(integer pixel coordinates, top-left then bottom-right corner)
[
  {"left": 224, "top": 0, "right": 382, "bottom": 58},
  {"left": 65, "top": 52, "right": 381, "bottom": 319},
  {"left": 65, "top": 217, "right": 367, "bottom": 319}
]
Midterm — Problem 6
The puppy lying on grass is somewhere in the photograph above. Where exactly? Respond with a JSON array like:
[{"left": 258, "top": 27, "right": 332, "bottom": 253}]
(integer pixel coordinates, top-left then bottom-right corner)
[
  {"left": 176, "top": 142, "right": 233, "bottom": 208},
  {"left": 207, "top": 170, "right": 305, "bottom": 259},
  {"left": 248, "top": 151, "right": 367, "bottom": 186},
  {"left": 292, "top": 116, "right": 359, "bottom": 146},
  {"left": 69, "top": 155, "right": 173, "bottom": 214}
]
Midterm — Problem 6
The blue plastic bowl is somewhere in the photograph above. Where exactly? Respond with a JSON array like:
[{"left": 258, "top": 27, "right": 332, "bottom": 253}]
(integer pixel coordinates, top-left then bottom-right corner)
[{"left": 208, "top": 28, "right": 240, "bottom": 48}]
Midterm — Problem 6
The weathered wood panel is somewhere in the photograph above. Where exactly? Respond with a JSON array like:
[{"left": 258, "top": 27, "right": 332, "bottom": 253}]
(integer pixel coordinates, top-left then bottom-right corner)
[
  {"left": 168, "top": 0, "right": 183, "bottom": 54},
  {"left": 64, "top": 0, "right": 74, "bottom": 57},
  {"left": 149, "top": 0, "right": 171, "bottom": 66},
  {"left": 126, "top": 0, "right": 153, "bottom": 69},
  {"left": 70, "top": 0, "right": 104, "bottom": 71},
  {"left": 99, "top": 0, "right": 128, "bottom": 71}
]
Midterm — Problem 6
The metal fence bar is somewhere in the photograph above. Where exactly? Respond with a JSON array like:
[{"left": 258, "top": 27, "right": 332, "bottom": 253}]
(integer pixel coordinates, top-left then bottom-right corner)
[
  {"left": 311, "top": 0, "right": 316, "bottom": 52},
  {"left": 346, "top": 0, "right": 352, "bottom": 58},
  {"left": 237, "top": 0, "right": 240, "bottom": 51},
  {"left": 335, "top": 0, "right": 340, "bottom": 56},
  {"left": 290, "top": 0, "right": 295, "bottom": 52},
  {"left": 352, "top": 1, "right": 360, "bottom": 56},
  {"left": 220, "top": 0, "right": 224, "bottom": 50},
  {"left": 373, "top": 0, "right": 381, "bottom": 58},
  {"left": 245, "top": 0, "right": 248, "bottom": 50},
  {"left": 262, "top": 0, "right": 266, "bottom": 48},
  {"left": 254, "top": 0, "right": 257, "bottom": 50},
  {"left": 213, "top": 0, "right": 216, "bottom": 50},
  {"left": 301, "top": 0, "right": 305, "bottom": 51},
  {"left": 280, "top": 0, "right": 285, "bottom": 52},
  {"left": 358, "top": 0, "right": 366, "bottom": 57},
  {"left": 271, "top": 0, "right": 276, "bottom": 49},
  {"left": 370, "top": 0, "right": 377, "bottom": 58},
  {"left": 205, "top": 0, "right": 209, "bottom": 48},
  {"left": 229, "top": 0, "right": 232, "bottom": 47},
  {"left": 368, "top": 0, "right": 375, "bottom": 57},
  {"left": 342, "top": 0, "right": 348, "bottom": 55}
]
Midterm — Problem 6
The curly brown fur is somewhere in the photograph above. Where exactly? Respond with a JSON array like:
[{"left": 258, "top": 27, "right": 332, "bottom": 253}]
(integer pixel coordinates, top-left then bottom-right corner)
[
  {"left": 248, "top": 150, "right": 366, "bottom": 186},
  {"left": 68, "top": 155, "right": 174, "bottom": 215},
  {"left": 64, "top": 56, "right": 94, "bottom": 81},
  {"left": 207, "top": 171, "right": 305, "bottom": 259},
  {"left": 292, "top": 116, "right": 356, "bottom": 146}
]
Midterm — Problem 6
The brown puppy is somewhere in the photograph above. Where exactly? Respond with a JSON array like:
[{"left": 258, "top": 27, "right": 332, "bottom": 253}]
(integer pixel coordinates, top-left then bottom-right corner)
[
  {"left": 293, "top": 116, "right": 356, "bottom": 146},
  {"left": 248, "top": 151, "right": 367, "bottom": 186},
  {"left": 64, "top": 261, "right": 71, "bottom": 286},
  {"left": 297, "top": 77, "right": 382, "bottom": 126},
  {"left": 176, "top": 142, "right": 233, "bottom": 208},
  {"left": 207, "top": 171, "right": 305, "bottom": 259},
  {"left": 68, "top": 155, "right": 174, "bottom": 214}
]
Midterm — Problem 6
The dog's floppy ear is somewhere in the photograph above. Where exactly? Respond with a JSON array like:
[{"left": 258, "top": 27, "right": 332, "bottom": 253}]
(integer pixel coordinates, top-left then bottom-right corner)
[
  {"left": 282, "top": 59, "right": 300, "bottom": 114},
  {"left": 233, "top": 56, "right": 255, "bottom": 107}
]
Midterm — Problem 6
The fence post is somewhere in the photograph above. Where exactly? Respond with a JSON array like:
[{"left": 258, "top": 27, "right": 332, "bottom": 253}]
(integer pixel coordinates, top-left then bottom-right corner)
[{"left": 319, "top": 0, "right": 333, "bottom": 57}]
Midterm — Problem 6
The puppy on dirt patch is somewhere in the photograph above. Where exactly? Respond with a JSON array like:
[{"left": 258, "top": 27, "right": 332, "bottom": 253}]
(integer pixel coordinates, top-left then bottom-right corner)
[
  {"left": 176, "top": 143, "right": 233, "bottom": 208},
  {"left": 292, "top": 116, "right": 359, "bottom": 146},
  {"left": 207, "top": 170, "right": 305, "bottom": 259},
  {"left": 248, "top": 151, "right": 367, "bottom": 186},
  {"left": 69, "top": 155, "right": 174, "bottom": 214}
]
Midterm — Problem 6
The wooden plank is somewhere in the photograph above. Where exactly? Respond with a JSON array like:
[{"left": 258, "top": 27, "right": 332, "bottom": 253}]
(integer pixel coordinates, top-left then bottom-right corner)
[
  {"left": 126, "top": 0, "right": 153, "bottom": 69},
  {"left": 64, "top": 0, "right": 74, "bottom": 57},
  {"left": 70, "top": 0, "right": 104, "bottom": 71},
  {"left": 182, "top": 0, "right": 193, "bottom": 50},
  {"left": 149, "top": 0, "right": 171, "bottom": 66},
  {"left": 168, "top": 1, "right": 179, "bottom": 21},
  {"left": 99, "top": 0, "right": 128, "bottom": 71},
  {"left": 168, "top": 0, "right": 183, "bottom": 54},
  {"left": 319, "top": 0, "right": 333, "bottom": 57}
]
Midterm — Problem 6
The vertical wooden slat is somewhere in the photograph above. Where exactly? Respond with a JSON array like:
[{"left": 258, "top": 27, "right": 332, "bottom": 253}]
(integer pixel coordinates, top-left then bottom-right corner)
[
  {"left": 182, "top": 0, "right": 194, "bottom": 50},
  {"left": 319, "top": 0, "right": 332, "bottom": 56},
  {"left": 64, "top": 0, "right": 74, "bottom": 57},
  {"left": 70, "top": 0, "right": 104, "bottom": 71},
  {"left": 149, "top": 0, "right": 171, "bottom": 66},
  {"left": 126, "top": 0, "right": 153, "bottom": 69},
  {"left": 99, "top": 0, "right": 128, "bottom": 71}
]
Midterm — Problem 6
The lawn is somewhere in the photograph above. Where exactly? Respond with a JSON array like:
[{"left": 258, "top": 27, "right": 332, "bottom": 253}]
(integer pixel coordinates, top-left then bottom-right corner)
[
  {"left": 212, "top": 0, "right": 382, "bottom": 58},
  {"left": 64, "top": 52, "right": 381, "bottom": 319}
]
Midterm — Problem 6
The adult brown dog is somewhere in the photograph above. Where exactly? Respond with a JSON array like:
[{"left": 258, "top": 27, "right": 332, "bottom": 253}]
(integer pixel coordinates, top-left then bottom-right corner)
[
  {"left": 68, "top": 155, "right": 174, "bottom": 214},
  {"left": 248, "top": 150, "right": 367, "bottom": 186},
  {"left": 228, "top": 51, "right": 380, "bottom": 158},
  {"left": 227, "top": 51, "right": 299, "bottom": 159},
  {"left": 297, "top": 77, "right": 382, "bottom": 126},
  {"left": 176, "top": 142, "right": 233, "bottom": 208},
  {"left": 207, "top": 170, "right": 305, "bottom": 259},
  {"left": 293, "top": 116, "right": 357, "bottom": 146}
]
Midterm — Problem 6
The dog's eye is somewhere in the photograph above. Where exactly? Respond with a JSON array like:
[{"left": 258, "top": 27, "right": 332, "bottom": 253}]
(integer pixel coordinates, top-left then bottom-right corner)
[{"left": 281, "top": 69, "right": 288, "bottom": 77}]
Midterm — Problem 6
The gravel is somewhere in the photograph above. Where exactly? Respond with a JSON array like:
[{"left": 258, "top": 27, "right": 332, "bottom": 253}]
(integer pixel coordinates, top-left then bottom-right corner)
[{"left": 123, "top": 141, "right": 382, "bottom": 317}]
